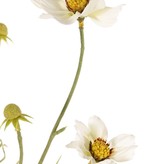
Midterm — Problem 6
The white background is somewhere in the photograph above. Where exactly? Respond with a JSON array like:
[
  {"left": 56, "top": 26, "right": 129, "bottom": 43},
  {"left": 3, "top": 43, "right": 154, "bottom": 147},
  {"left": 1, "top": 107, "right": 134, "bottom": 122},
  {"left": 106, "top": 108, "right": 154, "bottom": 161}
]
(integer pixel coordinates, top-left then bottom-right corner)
[{"left": 0, "top": 0, "right": 156, "bottom": 163}]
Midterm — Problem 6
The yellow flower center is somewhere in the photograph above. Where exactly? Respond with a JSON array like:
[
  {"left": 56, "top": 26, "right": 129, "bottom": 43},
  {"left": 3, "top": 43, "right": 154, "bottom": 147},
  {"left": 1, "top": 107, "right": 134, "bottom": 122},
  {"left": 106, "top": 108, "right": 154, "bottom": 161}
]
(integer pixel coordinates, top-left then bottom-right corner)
[
  {"left": 89, "top": 138, "right": 112, "bottom": 162},
  {"left": 4, "top": 104, "right": 22, "bottom": 120},
  {"left": 0, "top": 23, "right": 8, "bottom": 36},
  {"left": 65, "top": 0, "right": 89, "bottom": 13}
]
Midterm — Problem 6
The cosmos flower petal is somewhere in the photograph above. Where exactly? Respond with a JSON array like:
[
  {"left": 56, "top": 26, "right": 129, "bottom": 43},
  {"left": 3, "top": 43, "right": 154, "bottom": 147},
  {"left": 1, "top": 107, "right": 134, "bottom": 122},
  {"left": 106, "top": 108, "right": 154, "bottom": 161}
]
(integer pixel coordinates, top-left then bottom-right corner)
[
  {"left": 75, "top": 134, "right": 91, "bottom": 153},
  {"left": 97, "top": 159, "right": 117, "bottom": 164},
  {"left": 109, "top": 134, "right": 136, "bottom": 162},
  {"left": 75, "top": 120, "right": 93, "bottom": 141},
  {"left": 109, "top": 134, "right": 135, "bottom": 148},
  {"left": 89, "top": 5, "right": 123, "bottom": 27},
  {"left": 32, "top": 0, "right": 80, "bottom": 24},
  {"left": 88, "top": 116, "right": 108, "bottom": 140},
  {"left": 39, "top": 13, "right": 53, "bottom": 19},
  {"left": 53, "top": 12, "right": 80, "bottom": 24},
  {"left": 111, "top": 146, "right": 137, "bottom": 162},
  {"left": 40, "top": 11, "right": 80, "bottom": 24},
  {"left": 81, "top": 0, "right": 105, "bottom": 17},
  {"left": 32, "top": 0, "right": 67, "bottom": 11},
  {"left": 89, "top": 158, "right": 96, "bottom": 164},
  {"left": 67, "top": 139, "right": 91, "bottom": 159},
  {"left": 66, "top": 140, "right": 81, "bottom": 150},
  {"left": 89, "top": 159, "right": 116, "bottom": 164}
]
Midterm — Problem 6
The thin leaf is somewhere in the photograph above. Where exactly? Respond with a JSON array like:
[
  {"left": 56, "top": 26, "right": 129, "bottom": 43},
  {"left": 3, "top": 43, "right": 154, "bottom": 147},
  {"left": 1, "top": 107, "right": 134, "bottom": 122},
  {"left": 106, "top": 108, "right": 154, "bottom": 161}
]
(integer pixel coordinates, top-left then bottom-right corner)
[
  {"left": 22, "top": 114, "right": 33, "bottom": 119},
  {"left": 0, "top": 119, "right": 7, "bottom": 128},
  {"left": 19, "top": 116, "right": 32, "bottom": 123},
  {"left": 55, "top": 127, "right": 66, "bottom": 136},
  {"left": 4, "top": 120, "right": 12, "bottom": 130},
  {"left": 12, "top": 119, "right": 20, "bottom": 131},
  {"left": 56, "top": 155, "right": 62, "bottom": 164}
]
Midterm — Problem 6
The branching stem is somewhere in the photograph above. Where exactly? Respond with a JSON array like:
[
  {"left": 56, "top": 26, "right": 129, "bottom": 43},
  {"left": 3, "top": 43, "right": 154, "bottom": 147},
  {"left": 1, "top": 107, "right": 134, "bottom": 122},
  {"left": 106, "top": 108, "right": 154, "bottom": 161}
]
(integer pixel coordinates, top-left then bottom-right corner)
[{"left": 38, "top": 20, "right": 85, "bottom": 164}]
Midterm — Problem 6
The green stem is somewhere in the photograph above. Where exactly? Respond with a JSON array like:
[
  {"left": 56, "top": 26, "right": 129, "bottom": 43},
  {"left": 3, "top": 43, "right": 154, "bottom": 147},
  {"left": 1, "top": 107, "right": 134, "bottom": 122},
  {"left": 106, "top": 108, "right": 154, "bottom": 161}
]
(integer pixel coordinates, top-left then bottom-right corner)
[
  {"left": 38, "top": 20, "right": 85, "bottom": 164},
  {"left": 0, "top": 140, "right": 6, "bottom": 162},
  {"left": 17, "top": 131, "right": 23, "bottom": 164}
]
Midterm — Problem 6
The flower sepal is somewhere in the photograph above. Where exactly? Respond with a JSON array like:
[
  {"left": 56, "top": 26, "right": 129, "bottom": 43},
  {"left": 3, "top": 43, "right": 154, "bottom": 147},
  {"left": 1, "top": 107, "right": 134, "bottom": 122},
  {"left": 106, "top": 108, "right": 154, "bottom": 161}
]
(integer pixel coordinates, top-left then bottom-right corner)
[{"left": 1, "top": 104, "right": 32, "bottom": 131}]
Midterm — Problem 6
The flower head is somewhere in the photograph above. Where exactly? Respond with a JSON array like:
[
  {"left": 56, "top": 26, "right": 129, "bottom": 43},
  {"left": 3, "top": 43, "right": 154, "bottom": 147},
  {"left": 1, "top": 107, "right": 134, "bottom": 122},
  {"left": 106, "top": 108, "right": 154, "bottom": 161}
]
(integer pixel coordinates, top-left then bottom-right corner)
[
  {"left": 67, "top": 116, "right": 136, "bottom": 164},
  {"left": 0, "top": 23, "right": 11, "bottom": 43},
  {"left": 32, "top": 0, "right": 123, "bottom": 27},
  {"left": 1, "top": 104, "right": 32, "bottom": 131}
]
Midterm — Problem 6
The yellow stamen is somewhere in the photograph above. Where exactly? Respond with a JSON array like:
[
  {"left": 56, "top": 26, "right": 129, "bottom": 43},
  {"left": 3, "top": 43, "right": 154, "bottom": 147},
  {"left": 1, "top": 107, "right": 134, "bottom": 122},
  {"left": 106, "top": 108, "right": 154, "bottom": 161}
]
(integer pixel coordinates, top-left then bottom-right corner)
[
  {"left": 4, "top": 104, "right": 22, "bottom": 120},
  {"left": 65, "top": 0, "right": 89, "bottom": 13},
  {"left": 89, "top": 138, "right": 112, "bottom": 162}
]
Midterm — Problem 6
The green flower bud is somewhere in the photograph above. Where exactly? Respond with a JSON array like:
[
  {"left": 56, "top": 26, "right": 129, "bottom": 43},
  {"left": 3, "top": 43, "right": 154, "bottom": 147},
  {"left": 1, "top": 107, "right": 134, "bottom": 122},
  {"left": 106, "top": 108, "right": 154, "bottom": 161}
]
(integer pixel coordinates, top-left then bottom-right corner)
[{"left": 4, "top": 104, "right": 22, "bottom": 120}]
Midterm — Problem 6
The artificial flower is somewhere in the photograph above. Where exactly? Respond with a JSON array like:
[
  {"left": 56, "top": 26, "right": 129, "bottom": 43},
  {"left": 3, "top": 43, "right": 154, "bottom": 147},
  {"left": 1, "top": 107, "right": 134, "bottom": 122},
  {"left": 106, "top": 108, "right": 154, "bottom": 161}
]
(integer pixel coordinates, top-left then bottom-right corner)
[
  {"left": 32, "top": 0, "right": 123, "bottom": 27},
  {"left": 0, "top": 23, "right": 11, "bottom": 43},
  {"left": 67, "top": 116, "right": 136, "bottom": 164},
  {"left": 1, "top": 104, "right": 32, "bottom": 131}
]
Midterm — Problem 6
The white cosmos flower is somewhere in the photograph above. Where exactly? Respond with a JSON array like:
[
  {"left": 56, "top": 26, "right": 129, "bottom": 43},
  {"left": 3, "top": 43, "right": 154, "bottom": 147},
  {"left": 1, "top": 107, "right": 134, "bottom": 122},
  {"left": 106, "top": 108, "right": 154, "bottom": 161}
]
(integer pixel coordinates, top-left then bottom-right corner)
[
  {"left": 67, "top": 116, "right": 136, "bottom": 164},
  {"left": 32, "top": 0, "right": 123, "bottom": 27}
]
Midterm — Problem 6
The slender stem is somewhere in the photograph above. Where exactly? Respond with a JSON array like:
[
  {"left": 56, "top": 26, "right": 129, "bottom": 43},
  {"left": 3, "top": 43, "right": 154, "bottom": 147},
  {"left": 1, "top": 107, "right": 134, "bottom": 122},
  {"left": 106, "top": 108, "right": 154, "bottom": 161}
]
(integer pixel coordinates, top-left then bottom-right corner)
[
  {"left": 38, "top": 20, "right": 85, "bottom": 164},
  {"left": 17, "top": 131, "right": 23, "bottom": 164},
  {"left": 0, "top": 140, "right": 6, "bottom": 162}
]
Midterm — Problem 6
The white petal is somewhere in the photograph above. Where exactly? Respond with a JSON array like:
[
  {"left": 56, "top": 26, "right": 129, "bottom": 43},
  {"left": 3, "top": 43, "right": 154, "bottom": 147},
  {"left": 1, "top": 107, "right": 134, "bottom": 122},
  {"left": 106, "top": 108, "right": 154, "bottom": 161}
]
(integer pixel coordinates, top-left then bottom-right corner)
[
  {"left": 32, "top": 0, "right": 42, "bottom": 8},
  {"left": 52, "top": 11, "right": 80, "bottom": 24},
  {"left": 90, "top": 158, "right": 116, "bottom": 164},
  {"left": 88, "top": 116, "right": 108, "bottom": 140},
  {"left": 81, "top": 0, "right": 105, "bottom": 17},
  {"left": 32, "top": 0, "right": 80, "bottom": 24},
  {"left": 89, "top": 5, "right": 123, "bottom": 27},
  {"left": 40, "top": 13, "right": 53, "bottom": 19},
  {"left": 75, "top": 133, "right": 91, "bottom": 154},
  {"left": 109, "top": 134, "right": 135, "bottom": 148},
  {"left": 67, "top": 139, "right": 91, "bottom": 159},
  {"left": 32, "top": 0, "right": 67, "bottom": 11},
  {"left": 75, "top": 120, "right": 93, "bottom": 141},
  {"left": 98, "top": 159, "right": 116, "bottom": 164},
  {"left": 109, "top": 134, "right": 136, "bottom": 162},
  {"left": 67, "top": 120, "right": 95, "bottom": 160},
  {"left": 90, "top": 158, "right": 96, "bottom": 164},
  {"left": 41, "top": 11, "right": 80, "bottom": 24},
  {"left": 66, "top": 140, "right": 80, "bottom": 149},
  {"left": 110, "top": 146, "right": 137, "bottom": 162}
]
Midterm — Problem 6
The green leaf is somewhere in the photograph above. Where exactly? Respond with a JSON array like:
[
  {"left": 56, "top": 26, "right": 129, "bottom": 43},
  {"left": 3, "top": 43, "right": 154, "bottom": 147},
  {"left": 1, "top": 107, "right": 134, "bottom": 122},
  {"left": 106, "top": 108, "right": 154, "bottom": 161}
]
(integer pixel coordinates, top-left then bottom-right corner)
[
  {"left": 0, "top": 119, "right": 7, "bottom": 128},
  {"left": 12, "top": 119, "right": 20, "bottom": 131},
  {"left": 4, "top": 120, "right": 11, "bottom": 130},
  {"left": 56, "top": 155, "right": 62, "bottom": 164},
  {"left": 55, "top": 127, "right": 66, "bottom": 136},
  {"left": 22, "top": 114, "right": 33, "bottom": 119},
  {"left": 19, "top": 116, "right": 32, "bottom": 123}
]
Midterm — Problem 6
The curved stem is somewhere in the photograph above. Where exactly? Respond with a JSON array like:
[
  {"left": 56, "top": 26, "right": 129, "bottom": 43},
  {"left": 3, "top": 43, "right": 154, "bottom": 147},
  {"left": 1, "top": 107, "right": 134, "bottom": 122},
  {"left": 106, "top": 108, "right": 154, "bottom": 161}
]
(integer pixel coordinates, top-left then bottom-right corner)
[
  {"left": 17, "top": 131, "right": 23, "bottom": 164},
  {"left": 0, "top": 140, "right": 6, "bottom": 162},
  {"left": 38, "top": 20, "right": 85, "bottom": 164}
]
